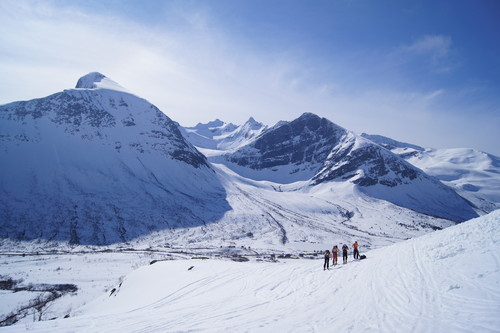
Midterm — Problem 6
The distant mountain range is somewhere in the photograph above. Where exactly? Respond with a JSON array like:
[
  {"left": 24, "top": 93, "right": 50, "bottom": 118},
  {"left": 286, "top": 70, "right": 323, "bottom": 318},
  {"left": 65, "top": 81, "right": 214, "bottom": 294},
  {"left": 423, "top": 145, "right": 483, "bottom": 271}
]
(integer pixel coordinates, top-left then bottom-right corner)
[
  {"left": 184, "top": 113, "right": 481, "bottom": 222},
  {"left": 1, "top": 72, "right": 497, "bottom": 250},
  {"left": 180, "top": 117, "right": 267, "bottom": 151}
]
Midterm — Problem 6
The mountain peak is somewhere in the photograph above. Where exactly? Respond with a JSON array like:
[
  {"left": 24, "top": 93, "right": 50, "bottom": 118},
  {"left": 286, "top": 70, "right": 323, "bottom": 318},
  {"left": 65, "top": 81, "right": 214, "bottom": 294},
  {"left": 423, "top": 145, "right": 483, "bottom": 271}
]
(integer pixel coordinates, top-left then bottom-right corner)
[
  {"left": 299, "top": 112, "right": 320, "bottom": 120},
  {"left": 242, "top": 117, "right": 264, "bottom": 130},
  {"left": 75, "top": 72, "right": 106, "bottom": 89},
  {"left": 195, "top": 119, "right": 225, "bottom": 129},
  {"left": 75, "top": 72, "right": 128, "bottom": 92}
]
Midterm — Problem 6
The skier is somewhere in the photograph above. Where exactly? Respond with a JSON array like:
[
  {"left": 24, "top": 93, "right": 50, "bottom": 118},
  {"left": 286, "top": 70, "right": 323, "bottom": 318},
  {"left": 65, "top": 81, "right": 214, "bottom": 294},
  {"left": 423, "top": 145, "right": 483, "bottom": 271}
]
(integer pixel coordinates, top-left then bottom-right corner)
[
  {"left": 353, "top": 241, "right": 360, "bottom": 260},
  {"left": 323, "top": 250, "right": 331, "bottom": 270},
  {"left": 332, "top": 245, "right": 339, "bottom": 266},
  {"left": 342, "top": 244, "right": 349, "bottom": 264}
]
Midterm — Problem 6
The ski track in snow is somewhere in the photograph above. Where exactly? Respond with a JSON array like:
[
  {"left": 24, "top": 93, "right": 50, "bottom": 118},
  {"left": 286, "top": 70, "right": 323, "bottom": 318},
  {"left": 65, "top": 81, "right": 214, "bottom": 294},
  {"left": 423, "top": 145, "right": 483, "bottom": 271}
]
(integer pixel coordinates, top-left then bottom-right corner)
[
  {"left": 1, "top": 210, "right": 499, "bottom": 332},
  {"left": 211, "top": 162, "right": 417, "bottom": 251}
]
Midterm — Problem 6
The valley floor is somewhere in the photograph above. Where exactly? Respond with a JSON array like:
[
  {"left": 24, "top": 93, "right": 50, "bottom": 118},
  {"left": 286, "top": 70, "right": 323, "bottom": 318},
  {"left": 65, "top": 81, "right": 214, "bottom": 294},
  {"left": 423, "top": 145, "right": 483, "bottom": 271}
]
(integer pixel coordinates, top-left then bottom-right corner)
[{"left": 1, "top": 210, "right": 499, "bottom": 332}]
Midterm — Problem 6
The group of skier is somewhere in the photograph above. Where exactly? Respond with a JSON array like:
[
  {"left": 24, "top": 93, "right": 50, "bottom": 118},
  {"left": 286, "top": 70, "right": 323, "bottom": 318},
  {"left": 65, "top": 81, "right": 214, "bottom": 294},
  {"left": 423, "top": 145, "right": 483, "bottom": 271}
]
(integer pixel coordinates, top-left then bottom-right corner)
[{"left": 323, "top": 241, "right": 360, "bottom": 270}]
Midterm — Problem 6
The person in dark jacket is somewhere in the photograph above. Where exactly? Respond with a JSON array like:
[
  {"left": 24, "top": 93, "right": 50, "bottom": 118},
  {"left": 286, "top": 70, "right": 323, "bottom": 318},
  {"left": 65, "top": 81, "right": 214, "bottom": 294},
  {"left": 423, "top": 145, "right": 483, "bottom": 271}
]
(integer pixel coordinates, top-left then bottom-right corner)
[
  {"left": 342, "top": 244, "right": 349, "bottom": 264},
  {"left": 324, "top": 250, "right": 331, "bottom": 270}
]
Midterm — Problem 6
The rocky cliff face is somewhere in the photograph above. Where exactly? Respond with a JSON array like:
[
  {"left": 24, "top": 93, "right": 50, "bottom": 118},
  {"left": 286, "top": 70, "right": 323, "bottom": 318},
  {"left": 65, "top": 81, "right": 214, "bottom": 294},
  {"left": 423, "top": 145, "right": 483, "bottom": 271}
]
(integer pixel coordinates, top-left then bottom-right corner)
[
  {"left": 222, "top": 113, "right": 346, "bottom": 182},
  {"left": 312, "top": 133, "right": 420, "bottom": 187}
]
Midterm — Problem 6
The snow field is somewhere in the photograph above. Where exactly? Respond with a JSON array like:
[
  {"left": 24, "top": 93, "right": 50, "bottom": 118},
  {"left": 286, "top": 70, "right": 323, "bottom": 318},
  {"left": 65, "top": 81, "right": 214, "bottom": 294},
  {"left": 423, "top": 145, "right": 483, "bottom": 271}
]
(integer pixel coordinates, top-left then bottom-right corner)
[
  {"left": 403, "top": 147, "right": 500, "bottom": 212},
  {"left": 0, "top": 252, "right": 160, "bottom": 324},
  {"left": 1, "top": 210, "right": 499, "bottom": 332}
]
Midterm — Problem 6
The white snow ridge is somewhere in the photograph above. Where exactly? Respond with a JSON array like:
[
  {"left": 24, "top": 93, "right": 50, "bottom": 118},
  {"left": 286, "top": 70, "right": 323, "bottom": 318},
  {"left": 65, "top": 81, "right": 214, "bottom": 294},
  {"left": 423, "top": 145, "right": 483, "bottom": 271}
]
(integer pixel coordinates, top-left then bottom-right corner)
[{"left": 2, "top": 210, "right": 499, "bottom": 332}]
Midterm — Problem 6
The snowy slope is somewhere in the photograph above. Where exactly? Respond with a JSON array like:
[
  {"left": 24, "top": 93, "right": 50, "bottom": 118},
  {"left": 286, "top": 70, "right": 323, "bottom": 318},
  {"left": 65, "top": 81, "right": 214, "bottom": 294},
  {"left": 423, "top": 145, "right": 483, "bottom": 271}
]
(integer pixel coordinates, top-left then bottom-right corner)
[
  {"left": 153, "top": 162, "right": 456, "bottom": 252},
  {"left": 0, "top": 72, "right": 229, "bottom": 245},
  {"left": 363, "top": 133, "right": 500, "bottom": 212},
  {"left": 0, "top": 158, "right": 457, "bottom": 255},
  {"left": 2, "top": 210, "right": 498, "bottom": 332},
  {"left": 406, "top": 148, "right": 500, "bottom": 213},
  {"left": 361, "top": 132, "right": 425, "bottom": 153}
]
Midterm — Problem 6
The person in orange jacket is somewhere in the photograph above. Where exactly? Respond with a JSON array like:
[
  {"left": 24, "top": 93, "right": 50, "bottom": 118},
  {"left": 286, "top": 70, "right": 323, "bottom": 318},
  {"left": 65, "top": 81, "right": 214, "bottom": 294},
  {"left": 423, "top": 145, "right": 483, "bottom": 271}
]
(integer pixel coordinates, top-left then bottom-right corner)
[{"left": 353, "top": 241, "right": 360, "bottom": 260}]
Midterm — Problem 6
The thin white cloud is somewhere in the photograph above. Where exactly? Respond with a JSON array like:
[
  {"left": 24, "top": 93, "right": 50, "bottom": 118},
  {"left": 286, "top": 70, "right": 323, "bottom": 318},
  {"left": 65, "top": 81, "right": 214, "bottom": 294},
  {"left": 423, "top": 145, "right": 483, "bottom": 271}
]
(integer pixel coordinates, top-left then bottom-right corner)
[
  {"left": 398, "top": 35, "right": 456, "bottom": 73},
  {"left": 403, "top": 35, "right": 451, "bottom": 59}
]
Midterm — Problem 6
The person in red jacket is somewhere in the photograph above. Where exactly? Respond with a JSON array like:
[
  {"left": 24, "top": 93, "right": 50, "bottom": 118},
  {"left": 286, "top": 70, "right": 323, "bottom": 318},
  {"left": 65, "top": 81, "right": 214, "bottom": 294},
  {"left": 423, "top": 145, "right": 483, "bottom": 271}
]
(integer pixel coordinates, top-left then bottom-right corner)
[
  {"left": 332, "top": 245, "right": 339, "bottom": 266},
  {"left": 353, "top": 241, "right": 360, "bottom": 260}
]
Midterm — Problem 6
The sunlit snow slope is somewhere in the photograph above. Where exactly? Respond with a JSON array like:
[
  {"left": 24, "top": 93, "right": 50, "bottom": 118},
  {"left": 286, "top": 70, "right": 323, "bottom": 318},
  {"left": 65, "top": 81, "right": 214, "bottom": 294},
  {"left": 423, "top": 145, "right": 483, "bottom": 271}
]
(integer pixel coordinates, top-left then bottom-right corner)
[
  {"left": 407, "top": 148, "right": 500, "bottom": 213},
  {"left": 362, "top": 133, "right": 500, "bottom": 213},
  {"left": 4, "top": 210, "right": 498, "bottom": 333}
]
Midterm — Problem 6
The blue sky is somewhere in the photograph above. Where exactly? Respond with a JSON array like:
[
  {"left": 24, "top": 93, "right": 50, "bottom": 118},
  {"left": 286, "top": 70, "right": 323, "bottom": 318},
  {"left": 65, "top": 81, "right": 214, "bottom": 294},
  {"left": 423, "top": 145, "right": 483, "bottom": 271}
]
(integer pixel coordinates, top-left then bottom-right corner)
[{"left": 1, "top": 0, "right": 499, "bottom": 155}]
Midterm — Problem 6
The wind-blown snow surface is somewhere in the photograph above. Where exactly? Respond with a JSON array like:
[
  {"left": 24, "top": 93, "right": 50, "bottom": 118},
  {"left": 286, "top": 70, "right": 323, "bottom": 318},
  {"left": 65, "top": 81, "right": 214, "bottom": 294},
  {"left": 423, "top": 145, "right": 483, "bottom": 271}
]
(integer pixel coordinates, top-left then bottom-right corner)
[{"left": 1, "top": 210, "right": 498, "bottom": 333}]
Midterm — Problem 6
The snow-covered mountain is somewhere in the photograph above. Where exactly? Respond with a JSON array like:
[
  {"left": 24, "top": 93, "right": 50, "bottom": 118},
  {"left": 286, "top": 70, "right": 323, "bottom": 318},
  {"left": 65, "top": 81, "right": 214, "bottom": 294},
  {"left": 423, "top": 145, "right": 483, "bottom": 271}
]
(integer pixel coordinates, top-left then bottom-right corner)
[
  {"left": 0, "top": 72, "right": 230, "bottom": 245},
  {"left": 0, "top": 72, "right": 486, "bottom": 251},
  {"left": 181, "top": 117, "right": 267, "bottom": 150},
  {"left": 218, "top": 113, "right": 345, "bottom": 182},
  {"left": 362, "top": 133, "right": 500, "bottom": 213},
  {"left": 213, "top": 113, "right": 477, "bottom": 222}
]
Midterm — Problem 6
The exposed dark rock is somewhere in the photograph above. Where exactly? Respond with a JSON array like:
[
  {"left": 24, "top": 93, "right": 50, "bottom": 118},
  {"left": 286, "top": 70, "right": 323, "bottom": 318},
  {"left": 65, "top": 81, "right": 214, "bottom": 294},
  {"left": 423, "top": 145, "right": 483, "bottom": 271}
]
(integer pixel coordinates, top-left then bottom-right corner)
[{"left": 227, "top": 113, "right": 346, "bottom": 171}]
